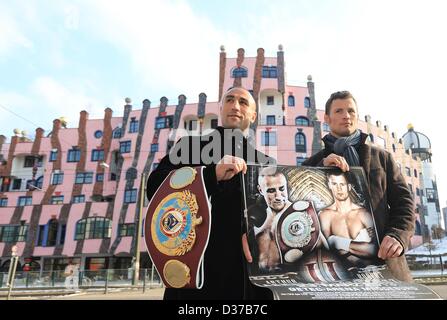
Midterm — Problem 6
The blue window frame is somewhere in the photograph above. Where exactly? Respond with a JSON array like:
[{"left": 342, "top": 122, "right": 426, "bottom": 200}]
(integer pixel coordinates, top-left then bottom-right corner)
[
  {"left": 91, "top": 149, "right": 105, "bottom": 161},
  {"left": 288, "top": 95, "right": 295, "bottom": 106},
  {"left": 75, "top": 217, "right": 112, "bottom": 240},
  {"left": 124, "top": 189, "right": 138, "bottom": 203},
  {"left": 120, "top": 141, "right": 131, "bottom": 153},
  {"left": 262, "top": 66, "right": 277, "bottom": 78},
  {"left": 297, "top": 157, "right": 307, "bottom": 166},
  {"left": 0, "top": 198, "right": 7, "bottom": 207},
  {"left": 113, "top": 127, "right": 122, "bottom": 139},
  {"left": 94, "top": 130, "right": 103, "bottom": 139},
  {"left": 232, "top": 67, "right": 248, "bottom": 78},
  {"left": 266, "top": 116, "right": 276, "bottom": 125},
  {"left": 72, "top": 195, "right": 85, "bottom": 203},
  {"left": 50, "top": 196, "right": 64, "bottom": 205},
  {"left": 50, "top": 150, "right": 58, "bottom": 162},
  {"left": 261, "top": 132, "right": 277, "bottom": 146},
  {"left": 96, "top": 173, "right": 104, "bottom": 182},
  {"left": 18, "top": 196, "right": 32, "bottom": 206},
  {"left": 296, "top": 116, "right": 310, "bottom": 126},
  {"left": 304, "top": 97, "right": 311, "bottom": 108},
  {"left": 155, "top": 117, "right": 165, "bottom": 129},
  {"left": 151, "top": 143, "right": 159, "bottom": 153},
  {"left": 67, "top": 148, "right": 81, "bottom": 162},
  {"left": 51, "top": 173, "right": 64, "bottom": 185},
  {"left": 75, "top": 172, "right": 93, "bottom": 184},
  {"left": 129, "top": 118, "right": 139, "bottom": 133},
  {"left": 295, "top": 133, "right": 307, "bottom": 152}
]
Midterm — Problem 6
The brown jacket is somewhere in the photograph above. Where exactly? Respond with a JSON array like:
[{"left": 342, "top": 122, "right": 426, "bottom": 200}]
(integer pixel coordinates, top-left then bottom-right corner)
[{"left": 303, "top": 133, "right": 416, "bottom": 281}]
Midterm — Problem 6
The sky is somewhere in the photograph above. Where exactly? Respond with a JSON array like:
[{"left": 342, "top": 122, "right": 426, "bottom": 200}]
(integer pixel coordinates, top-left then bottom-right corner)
[{"left": 1, "top": 0, "right": 446, "bottom": 209}]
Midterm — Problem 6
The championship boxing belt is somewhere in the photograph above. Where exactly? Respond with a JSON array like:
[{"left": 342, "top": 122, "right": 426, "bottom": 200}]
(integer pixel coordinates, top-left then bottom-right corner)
[
  {"left": 274, "top": 200, "right": 320, "bottom": 264},
  {"left": 144, "top": 166, "right": 211, "bottom": 289}
]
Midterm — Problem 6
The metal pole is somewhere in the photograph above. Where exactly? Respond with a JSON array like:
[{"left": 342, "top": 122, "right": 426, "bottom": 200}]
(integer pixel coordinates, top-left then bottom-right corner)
[
  {"left": 6, "top": 256, "right": 19, "bottom": 300},
  {"left": 104, "top": 269, "right": 109, "bottom": 295},
  {"left": 143, "top": 268, "right": 147, "bottom": 293},
  {"left": 150, "top": 265, "right": 155, "bottom": 289},
  {"left": 133, "top": 171, "right": 146, "bottom": 286}
]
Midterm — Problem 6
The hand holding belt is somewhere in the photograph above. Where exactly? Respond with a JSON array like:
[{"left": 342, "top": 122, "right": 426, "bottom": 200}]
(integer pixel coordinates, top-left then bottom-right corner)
[{"left": 144, "top": 166, "right": 211, "bottom": 289}]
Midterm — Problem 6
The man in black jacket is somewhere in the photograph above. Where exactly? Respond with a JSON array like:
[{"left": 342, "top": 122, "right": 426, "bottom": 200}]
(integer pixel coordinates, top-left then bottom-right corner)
[
  {"left": 146, "top": 87, "right": 274, "bottom": 299},
  {"left": 303, "top": 91, "right": 415, "bottom": 281}
]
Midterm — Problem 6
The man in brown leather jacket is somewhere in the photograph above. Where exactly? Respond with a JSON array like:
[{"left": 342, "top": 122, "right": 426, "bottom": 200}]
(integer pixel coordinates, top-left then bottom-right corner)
[{"left": 302, "top": 91, "right": 415, "bottom": 281}]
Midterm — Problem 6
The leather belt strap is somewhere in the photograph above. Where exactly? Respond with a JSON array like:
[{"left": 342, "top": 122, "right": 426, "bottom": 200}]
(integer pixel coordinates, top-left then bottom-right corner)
[{"left": 144, "top": 166, "right": 211, "bottom": 289}]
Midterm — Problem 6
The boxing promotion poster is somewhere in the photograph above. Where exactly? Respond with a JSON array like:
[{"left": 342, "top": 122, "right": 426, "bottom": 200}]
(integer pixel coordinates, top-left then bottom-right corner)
[{"left": 242, "top": 165, "right": 439, "bottom": 300}]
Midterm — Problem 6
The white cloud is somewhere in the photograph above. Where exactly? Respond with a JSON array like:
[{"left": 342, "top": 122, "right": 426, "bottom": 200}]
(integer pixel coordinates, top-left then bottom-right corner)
[
  {"left": 0, "top": 5, "right": 33, "bottom": 57},
  {"left": 31, "top": 76, "right": 106, "bottom": 126},
  {"left": 79, "top": 0, "right": 240, "bottom": 103}
]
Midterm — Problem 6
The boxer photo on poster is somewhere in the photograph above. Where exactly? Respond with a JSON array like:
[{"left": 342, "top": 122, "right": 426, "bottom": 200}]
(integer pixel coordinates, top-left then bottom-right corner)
[{"left": 244, "top": 164, "right": 382, "bottom": 282}]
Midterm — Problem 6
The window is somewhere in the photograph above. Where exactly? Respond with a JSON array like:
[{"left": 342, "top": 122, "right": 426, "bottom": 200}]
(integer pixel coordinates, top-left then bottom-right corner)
[
  {"left": 288, "top": 95, "right": 295, "bottom": 107},
  {"left": 426, "top": 188, "right": 437, "bottom": 202},
  {"left": 266, "top": 96, "right": 274, "bottom": 105},
  {"left": 185, "top": 120, "right": 198, "bottom": 131},
  {"left": 120, "top": 141, "right": 131, "bottom": 153},
  {"left": 129, "top": 118, "right": 139, "bottom": 133},
  {"left": 59, "top": 224, "right": 66, "bottom": 245},
  {"left": 261, "top": 132, "right": 277, "bottom": 146},
  {"left": 91, "top": 149, "right": 105, "bottom": 161},
  {"left": 211, "top": 119, "right": 218, "bottom": 129},
  {"left": 67, "top": 148, "right": 81, "bottom": 162},
  {"left": 405, "top": 167, "right": 411, "bottom": 177},
  {"left": 18, "top": 196, "right": 32, "bottom": 206},
  {"left": 266, "top": 115, "right": 276, "bottom": 125},
  {"left": 118, "top": 223, "right": 136, "bottom": 237},
  {"left": 24, "top": 156, "right": 36, "bottom": 168},
  {"left": 96, "top": 173, "right": 104, "bottom": 182},
  {"left": 304, "top": 97, "right": 311, "bottom": 108},
  {"left": 51, "top": 173, "right": 64, "bottom": 185},
  {"left": 75, "top": 217, "right": 112, "bottom": 240},
  {"left": 75, "top": 172, "right": 93, "bottom": 184},
  {"left": 296, "top": 157, "right": 307, "bottom": 166},
  {"left": 151, "top": 143, "right": 159, "bottom": 153},
  {"left": 124, "top": 189, "right": 138, "bottom": 203},
  {"left": 0, "top": 198, "right": 7, "bottom": 207},
  {"left": 414, "top": 169, "right": 418, "bottom": 178},
  {"left": 369, "top": 134, "right": 375, "bottom": 143},
  {"left": 408, "top": 184, "right": 413, "bottom": 195},
  {"left": 12, "top": 179, "right": 22, "bottom": 190},
  {"left": 0, "top": 224, "right": 28, "bottom": 242},
  {"left": 51, "top": 196, "right": 64, "bottom": 205},
  {"left": 46, "top": 219, "right": 59, "bottom": 246},
  {"left": 94, "top": 130, "right": 103, "bottom": 139},
  {"left": 262, "top": 66, "right": 277, "bottom": 78},
  {"left": 72, "top": 195, "right": 85, "bottom": 203},
  {"left": 322, "top": 123, "right": 330, "bottom": 132},
  {"left": 392, "top": 144, "right": 396, "bottom": 153},
  {"left": 113, "top": 127, "right": 122, "bottom": 139},
  {"left": 232, "top": 67, "right": 248, "bottom": 78},
  {"left": 416, "top": 188, "right": 420, "bottom": 196},
  {"left": 155, "top": 116, "right": 174, "bottom": 129},
  {"left": 50, "top": 150, "right": 58, "bottom": 161},
  {"left": 296, "top": 116, "right": 310, "bottom": 126},
  {"left": 295, "top": 133, "right": 307, "bottom": 152}
]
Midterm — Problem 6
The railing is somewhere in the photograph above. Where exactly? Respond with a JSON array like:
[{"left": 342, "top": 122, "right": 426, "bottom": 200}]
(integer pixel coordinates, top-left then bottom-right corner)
[{"left": 0, "top": 267, "right": 164, "bottom": 292}]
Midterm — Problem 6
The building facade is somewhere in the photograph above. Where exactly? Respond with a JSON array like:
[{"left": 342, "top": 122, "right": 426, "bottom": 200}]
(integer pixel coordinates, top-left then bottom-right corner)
[{"left": 0, "top": 46, "right": 432, "bottom": 273}]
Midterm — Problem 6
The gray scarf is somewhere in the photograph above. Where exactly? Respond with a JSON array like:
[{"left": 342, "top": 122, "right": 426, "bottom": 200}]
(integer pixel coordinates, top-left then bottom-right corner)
[{"left": 322, "top": 129, "right": 361, "bottom": 166}]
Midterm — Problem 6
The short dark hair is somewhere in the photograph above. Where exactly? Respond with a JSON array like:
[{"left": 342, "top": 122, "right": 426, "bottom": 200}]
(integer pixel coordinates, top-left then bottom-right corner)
[{"left": 325, "top": 91, "right": 357, "bottom": 115}]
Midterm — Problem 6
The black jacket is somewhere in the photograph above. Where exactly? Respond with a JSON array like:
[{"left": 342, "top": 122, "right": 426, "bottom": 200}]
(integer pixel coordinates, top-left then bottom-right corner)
[
  {"left": 146, "top": 127, "right": 274, "bottom": 299},
  {"left": 303, "top": 132, "right": 415, "bottom": 281}
]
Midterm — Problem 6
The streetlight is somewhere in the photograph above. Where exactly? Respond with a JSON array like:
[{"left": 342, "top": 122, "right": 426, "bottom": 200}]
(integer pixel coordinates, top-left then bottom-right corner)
[
  {"left": 6, "top": 245, "right": 19, "bottom": 300},
  {"left": 132, "top": 171, "right": 147, "bottom": 286}
]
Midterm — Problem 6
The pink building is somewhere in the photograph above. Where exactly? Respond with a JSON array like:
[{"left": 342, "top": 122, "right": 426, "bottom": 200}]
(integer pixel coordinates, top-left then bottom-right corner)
[{"left": 0, "top": 46, "right": 425, "bottom": 273}]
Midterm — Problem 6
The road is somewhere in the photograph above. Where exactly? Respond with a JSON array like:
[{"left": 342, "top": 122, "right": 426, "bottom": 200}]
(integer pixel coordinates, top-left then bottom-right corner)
[{"left": 11, "top": 284, "right": 447, "bottom": 300}]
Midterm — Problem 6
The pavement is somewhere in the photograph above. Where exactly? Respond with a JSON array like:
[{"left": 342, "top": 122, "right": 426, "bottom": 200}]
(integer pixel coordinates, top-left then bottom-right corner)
[{"left": 4, "top": 284, "right": 447, "bottom": 300}]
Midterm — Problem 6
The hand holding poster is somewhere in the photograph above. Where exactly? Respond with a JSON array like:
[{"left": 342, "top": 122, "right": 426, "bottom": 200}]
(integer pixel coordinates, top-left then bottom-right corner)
[{"left": 243, "top": 165, "right": 440, "bottom": 300}]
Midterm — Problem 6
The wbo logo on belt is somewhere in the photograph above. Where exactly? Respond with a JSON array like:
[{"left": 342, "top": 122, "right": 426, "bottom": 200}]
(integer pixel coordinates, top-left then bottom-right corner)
[{"left": 144, "top": 166, "right": 211, "bottom": 289}]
